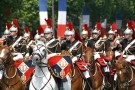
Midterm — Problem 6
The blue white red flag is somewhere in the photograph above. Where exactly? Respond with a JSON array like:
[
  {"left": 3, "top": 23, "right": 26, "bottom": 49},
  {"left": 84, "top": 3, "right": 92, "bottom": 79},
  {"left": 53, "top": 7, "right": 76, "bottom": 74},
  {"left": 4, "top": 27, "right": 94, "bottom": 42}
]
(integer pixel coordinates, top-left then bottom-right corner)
[
  {"left": 39, "top": 0, "right": 48, "bottom": 29},
  {"left": 82, "top": 6, "right": 90, "bottom": 26},
  {"left": 48, "top": 55, "right": 72, "bottom": 79},
  {"left": 14, "top": 60, "right": 34, "bottom": 83},
  {"left": 57, "top": 0, "right": 67, "bottom": 38}
]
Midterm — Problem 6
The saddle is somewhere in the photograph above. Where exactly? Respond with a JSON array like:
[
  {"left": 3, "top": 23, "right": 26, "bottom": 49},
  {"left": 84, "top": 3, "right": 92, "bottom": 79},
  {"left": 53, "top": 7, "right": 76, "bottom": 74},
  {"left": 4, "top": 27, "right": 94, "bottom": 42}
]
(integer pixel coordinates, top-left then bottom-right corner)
[
  {"left": 96, "top": 58, "right": 107, "bottom": 67},
  {"left": 75, "top": 60, "right": 89, "bottom": 71}
]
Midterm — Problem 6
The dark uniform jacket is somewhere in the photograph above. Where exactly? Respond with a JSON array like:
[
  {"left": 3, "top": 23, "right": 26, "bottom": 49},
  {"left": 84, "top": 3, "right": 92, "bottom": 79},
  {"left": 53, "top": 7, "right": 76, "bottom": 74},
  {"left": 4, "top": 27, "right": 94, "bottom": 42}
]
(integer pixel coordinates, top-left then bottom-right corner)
[
  {"left": 4, "top": 36, "right": 19, "bottom": 46},
  {"left": 62, "top": 40, "right": 82, "bottom": 58},
  {"left": 46, "top": 38, "right": 61, "bottom": 54},
  {"left": 120, "top": 39, "right": 135, "bottom": 55},
  {"left": 87, "top": 38, "right": 105, "bottom": 52}
]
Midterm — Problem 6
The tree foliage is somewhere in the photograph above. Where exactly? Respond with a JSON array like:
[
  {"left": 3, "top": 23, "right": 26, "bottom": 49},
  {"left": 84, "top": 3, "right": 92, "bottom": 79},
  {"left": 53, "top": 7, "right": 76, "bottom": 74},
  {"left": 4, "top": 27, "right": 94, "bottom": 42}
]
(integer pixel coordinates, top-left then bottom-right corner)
[{"left": 0, "top": 0, "right": 135, "bottom": 35}]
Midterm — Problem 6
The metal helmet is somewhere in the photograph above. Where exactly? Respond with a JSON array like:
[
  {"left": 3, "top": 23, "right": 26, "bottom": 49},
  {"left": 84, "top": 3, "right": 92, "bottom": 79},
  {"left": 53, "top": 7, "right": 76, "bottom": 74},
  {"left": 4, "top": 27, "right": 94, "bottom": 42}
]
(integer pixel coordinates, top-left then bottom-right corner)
[
  {"left": 44, "top": 27, "right": 53, "bottom": 34},
  {"left": 64, "top": 30, "right": 69, "bottom": 36},
  {"left": 124, "top": 28, "right": 133, "bottom": 35},
  {"left": 10, "top": 26, "right": 18, "bottom": 32},
  {"left": 34, "top": 33, "right": 41, "bottom": 40},
  {"left": 66, "top": 30, "right": 75, "bottom": 36},
  {"left": 4, "top": 29, "right": 10, "bottom": 35},
  {"left": 92, "top": 29, "right": 100, "bottom": 34},
  {"left": 24, "top": 32, "right": 30, "bottom": 38},
  {"left": 81, "top": 30, "right": 88, "bottom": 35},
  {"left": 108, "top": 30, "right": 115, "bottom": 35}
]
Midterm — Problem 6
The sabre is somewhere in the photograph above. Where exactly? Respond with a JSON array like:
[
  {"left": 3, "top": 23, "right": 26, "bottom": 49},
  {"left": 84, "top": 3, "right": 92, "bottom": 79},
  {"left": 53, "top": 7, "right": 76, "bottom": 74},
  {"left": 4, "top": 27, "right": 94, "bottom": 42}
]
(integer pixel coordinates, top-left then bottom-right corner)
[
  {"left": 12, "top": 36, "right": 23, "bottom": 48},
  {"left": 27, "top": 40, "right": 33, "bottom": 49}
]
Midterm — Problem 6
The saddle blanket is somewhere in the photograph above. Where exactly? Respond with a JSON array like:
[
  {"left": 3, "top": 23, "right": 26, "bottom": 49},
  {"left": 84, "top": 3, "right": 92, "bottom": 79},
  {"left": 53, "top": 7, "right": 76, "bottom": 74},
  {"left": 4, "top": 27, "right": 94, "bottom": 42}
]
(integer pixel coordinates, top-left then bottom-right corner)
[
  {"left": 14, "top": 60, "right": 34, "bottom": 83},
  {"left": 48, "top": 55, "right": 72, "bottom": 79}
]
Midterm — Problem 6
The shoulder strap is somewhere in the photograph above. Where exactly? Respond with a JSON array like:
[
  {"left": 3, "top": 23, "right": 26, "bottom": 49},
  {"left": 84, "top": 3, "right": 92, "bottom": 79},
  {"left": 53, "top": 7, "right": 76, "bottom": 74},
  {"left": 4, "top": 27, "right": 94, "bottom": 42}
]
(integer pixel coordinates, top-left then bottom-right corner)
[
  {"left": 69, "top": 41, "right": 80, "bottom": 52},
  {"left": 122, "top": 39, "right": 135, "bottom": 55},
  {"left": 46, "top": 38, "right": 55, "bottom": 47}
]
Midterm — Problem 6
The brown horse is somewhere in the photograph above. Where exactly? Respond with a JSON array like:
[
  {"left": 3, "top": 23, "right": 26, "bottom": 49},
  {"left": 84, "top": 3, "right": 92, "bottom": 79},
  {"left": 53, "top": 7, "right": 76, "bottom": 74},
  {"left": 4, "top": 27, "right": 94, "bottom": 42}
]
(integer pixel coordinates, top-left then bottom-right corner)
[
  {"left": 0, "top": 45, "right": 25, "bottom": 90},
  {"left": 115, "top": 57, "right": 135, "bottom": 90},
  {"left": 61, "top": 50, "right": 84, "bottom": 90},
  {"left": 84, "top": 47, "right": 105, "bottom": 90}
]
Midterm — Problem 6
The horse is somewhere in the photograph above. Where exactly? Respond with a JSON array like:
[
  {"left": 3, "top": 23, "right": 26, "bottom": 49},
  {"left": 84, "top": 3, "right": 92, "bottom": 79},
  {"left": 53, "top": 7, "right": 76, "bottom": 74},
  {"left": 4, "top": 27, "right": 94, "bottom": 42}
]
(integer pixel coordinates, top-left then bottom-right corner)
[
  {"left": 84, "top": 47, "right": 106, "bottom": 90},
  {"left": 29, "top": 43, "right": 58, "bottom": 90},
  {"left": 0, "top": 45, "right": 25, "bottom": 90},
  {"left": 61, "top": 50, "right": 84, "bottom": 90},
  {"left": 115, "top": 56, "right": 135, "bottom": 90}
]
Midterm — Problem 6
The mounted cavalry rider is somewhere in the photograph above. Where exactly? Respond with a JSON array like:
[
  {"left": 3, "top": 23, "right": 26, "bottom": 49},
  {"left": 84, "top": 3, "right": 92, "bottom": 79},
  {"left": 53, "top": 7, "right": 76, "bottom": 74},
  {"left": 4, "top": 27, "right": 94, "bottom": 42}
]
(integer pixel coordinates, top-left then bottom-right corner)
[
  {"left": 62, "top": 22, "right": 92, "bottom": 86},
  {"left": 81, "top": 24, "right": 91, "bottom": 47},
  {"left": 87, "top": 22, "right": 111, "bottom": 84},
  {"left": 116, "top": 20, "right": 135, "bottom": 65},
  {"left": 105, "top": 23, "right": 118, "bottom": 51},
  {"left": 44, "top": 18, "right": 62, "bottom": 90},
  {"left": 2, "top": 23, "right": 11, "bottom": 39},
  {"left": 44, "top": 18, "right": 61, "bottom": 54}
]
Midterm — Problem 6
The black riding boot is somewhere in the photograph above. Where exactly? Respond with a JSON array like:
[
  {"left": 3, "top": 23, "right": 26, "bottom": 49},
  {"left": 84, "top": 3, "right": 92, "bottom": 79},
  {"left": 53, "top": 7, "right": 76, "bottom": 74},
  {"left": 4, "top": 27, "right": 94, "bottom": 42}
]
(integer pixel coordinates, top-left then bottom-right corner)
[
  {"left": 105, "top": 72, "right": 111, "bottom": 88},
  {"left": 86, "top": 77, "right": 92, "bottom": 88},
  {"left": 57, "top": 78, "right": 64, "bottom": 90}
]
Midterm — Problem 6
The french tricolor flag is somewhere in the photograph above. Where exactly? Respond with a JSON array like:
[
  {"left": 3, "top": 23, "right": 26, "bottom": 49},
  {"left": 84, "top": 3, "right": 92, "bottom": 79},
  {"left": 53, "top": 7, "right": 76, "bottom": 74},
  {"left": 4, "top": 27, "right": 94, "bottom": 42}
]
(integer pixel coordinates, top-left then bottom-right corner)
[
  {"left": 116, "top": 12, "right": 123, "bottom": 35},
  {"left": 39, "top": 0, "right": 48, "bottom": 29},
  {"left": 57, "top": 0, "right": 67, "bottom": 38},
  {"left": 82, "top": 6, "right": 90, "bottom": 26}
]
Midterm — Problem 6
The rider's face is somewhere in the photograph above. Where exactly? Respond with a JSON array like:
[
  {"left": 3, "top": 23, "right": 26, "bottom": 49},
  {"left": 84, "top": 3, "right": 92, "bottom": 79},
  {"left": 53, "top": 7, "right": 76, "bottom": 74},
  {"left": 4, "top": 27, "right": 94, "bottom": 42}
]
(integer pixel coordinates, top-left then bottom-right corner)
[
  {"left": 10, "top": 31, "right": 17, "bottom": 37},
  {"left": 124, "top": 34, "right": 131, "bottom": 40},
  {"left": 82, "top": 34, "right": 88, "bottom": 39},
  {"left": 65, "top": 35, "right": 73, "bottom": 41},
  {"left": 92, "top": 33, "right": 99, "bottom": 39},
  {"left": 44, "top": 33, "right": 52, "bottom": 39},
  {"left": 108, "top": 34, "right": 114, "bottom": 39}
]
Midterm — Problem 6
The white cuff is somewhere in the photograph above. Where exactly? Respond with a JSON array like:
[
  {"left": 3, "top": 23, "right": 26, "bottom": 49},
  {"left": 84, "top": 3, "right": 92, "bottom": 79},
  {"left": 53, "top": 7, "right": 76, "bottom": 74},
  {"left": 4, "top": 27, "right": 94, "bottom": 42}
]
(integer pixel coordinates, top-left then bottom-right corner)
[
  {"left": 94, "top": 53, "right": 100, "bottom": 60},
  {"left": 115, "top": 51, "right": 121, "bottom": 57},
  {"left": 25, "top": 53, "right": 29, "bottom": 58},
  {"left": 126, "top": 55, "right": 135, "bottom": 62},
  {"left": 72, "top": 57, "right": 78, "bottom": 63}
]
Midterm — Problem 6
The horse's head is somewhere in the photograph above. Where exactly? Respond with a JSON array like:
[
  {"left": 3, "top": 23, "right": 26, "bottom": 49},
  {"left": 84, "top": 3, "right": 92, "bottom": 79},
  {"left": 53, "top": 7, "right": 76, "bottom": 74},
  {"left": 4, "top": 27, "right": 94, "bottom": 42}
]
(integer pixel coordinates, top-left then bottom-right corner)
[
  {"left": 0, "top": 45, "right": 12, "bottom": 66},
  {"left": 83, "top": 47, "right": 94, "bottom": 63},
  {"left": 115, "top": 58, "right": 130, "bottom": 87},
  {"left": 32, "top": 43, "right": 47, "bottom": 66}
]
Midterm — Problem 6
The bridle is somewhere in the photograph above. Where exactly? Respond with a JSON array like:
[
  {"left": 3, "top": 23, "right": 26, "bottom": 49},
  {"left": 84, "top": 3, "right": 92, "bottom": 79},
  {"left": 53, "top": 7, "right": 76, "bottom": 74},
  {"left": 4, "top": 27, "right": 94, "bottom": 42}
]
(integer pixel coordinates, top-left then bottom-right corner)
[
  {"left": 32, "top": 44, "right": 47, "bottom": 66},
  {"left": 116, "top": 62, "right": 135, "bottom": 89},
  {"left": 32, "top": 44, "right": 54, "bottom": 90}
]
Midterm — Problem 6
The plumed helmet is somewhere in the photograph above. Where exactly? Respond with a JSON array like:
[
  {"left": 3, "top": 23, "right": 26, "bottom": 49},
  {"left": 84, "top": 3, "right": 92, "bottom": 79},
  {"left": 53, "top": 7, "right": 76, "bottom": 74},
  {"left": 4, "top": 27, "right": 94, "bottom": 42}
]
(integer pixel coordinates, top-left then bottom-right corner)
[
  {"left": 108, "top": 24, "right": 117, "bottom": 35},
  {"left": 24, "top": 26, "right": 30, "bottom": 37},
  {"left": 124, "top": 28, "right": 133, "bottom": 35},
  {"left": 92, "top": 22, "right": 101, "bottom": 34},
  {"left": 81, "top": 30, "right": 88, "bottom": 35},
  {"left": 44, "top": 18, "right": 53, "bottom": 34},
  {"left": 34, "top": 33, "right": 41, "bottom": 40},
  {"left": 10, "top": 25, "right": 18, "bottom": 32},
  {"left": 65, "top": 22, "right": 75, "bottom": 36},
  {"left": 124, "top": 20, "right": 133, "bottom": 35},
  {"left": 4, "top": 29, "right": 10, "bottom": 35}
]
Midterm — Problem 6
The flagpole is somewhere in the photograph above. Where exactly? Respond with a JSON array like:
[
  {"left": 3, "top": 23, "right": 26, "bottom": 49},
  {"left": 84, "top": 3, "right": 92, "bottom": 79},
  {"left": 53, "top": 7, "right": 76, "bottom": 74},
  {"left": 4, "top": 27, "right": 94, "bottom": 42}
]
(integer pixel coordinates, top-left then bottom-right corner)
[{"left": 52, "top": 0, "right": 55, "bottom": 37}]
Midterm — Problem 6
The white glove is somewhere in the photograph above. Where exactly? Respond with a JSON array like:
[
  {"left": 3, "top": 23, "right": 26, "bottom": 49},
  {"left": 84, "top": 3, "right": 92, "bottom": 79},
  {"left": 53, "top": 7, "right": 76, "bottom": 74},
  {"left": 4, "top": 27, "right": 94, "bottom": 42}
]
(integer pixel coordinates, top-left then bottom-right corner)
[
  {"left": 13, "top": 53, "right": 23, "bottom": 61},
  {"left": 72, "top": 57, "right": 78, "bottom": 63},
  {"left": 126, "top": 55, "right": 135, "bottom": 62},
  {"left": 115, "top": 51, "right": 121, "bottom": 57},
  {"left": 25, "top": 53, "right": 29, "bottom": 58},
  {"left": 94, "top": 53, "right": 100, "bottom": 60}
]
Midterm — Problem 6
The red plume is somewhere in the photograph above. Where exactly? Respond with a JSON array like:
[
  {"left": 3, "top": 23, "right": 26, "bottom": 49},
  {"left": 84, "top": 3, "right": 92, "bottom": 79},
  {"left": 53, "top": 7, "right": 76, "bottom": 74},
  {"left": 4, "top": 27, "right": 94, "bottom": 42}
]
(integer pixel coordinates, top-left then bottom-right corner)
[
  {"left": 127, "top": 20, "right": 133, "bottom": 29},
  {"left": 12, "top": 19, "right": 18, "bottom": 27},
  {"left": 66, "top": 22, "right": 73, "bottom": 30},
  {"left": 6, "top": 22, "right": 11, "bottom": 30},
  {"left": 24, "top": 26, "right": 29, "bottom": 33},
  {"left": 95, "top": 22, "right": 101, "bottom": 30},
  {"left": 37, "top": 26, "right": 44, "bottom": 35},
  {"left": 83, "top": 24, "right": 91, "bottom": 37},
  {"left": 111, "top": 24, "right": 117, "bottom": 31},
  {"left": 45, "top": 18, "right": 52, "bottom": 28}
]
